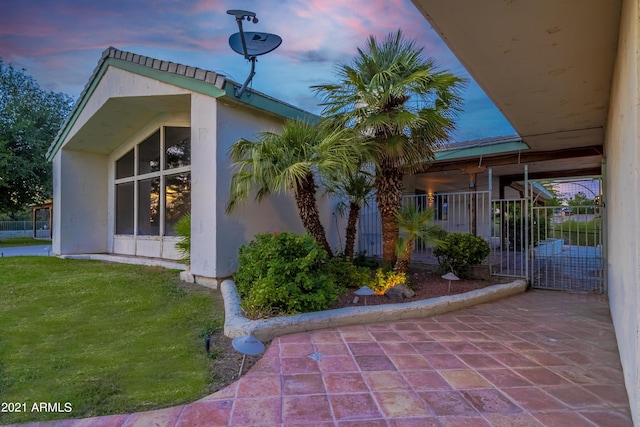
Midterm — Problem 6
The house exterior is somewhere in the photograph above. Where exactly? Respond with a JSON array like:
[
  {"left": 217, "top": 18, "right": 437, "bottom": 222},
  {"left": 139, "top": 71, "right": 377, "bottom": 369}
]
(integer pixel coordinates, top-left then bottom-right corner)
[
  {"left": 46, "top": 47, "right": 341, "bottom": 286},
  {"left": 410, "top": 0, "right": 639, "bottom": 422}
]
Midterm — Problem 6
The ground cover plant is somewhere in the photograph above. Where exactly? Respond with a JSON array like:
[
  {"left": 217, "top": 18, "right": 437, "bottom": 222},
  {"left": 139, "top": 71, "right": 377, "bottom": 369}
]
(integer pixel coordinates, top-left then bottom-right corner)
[{"left": 0, "top": 257, "right": 225, "bottom": 424}]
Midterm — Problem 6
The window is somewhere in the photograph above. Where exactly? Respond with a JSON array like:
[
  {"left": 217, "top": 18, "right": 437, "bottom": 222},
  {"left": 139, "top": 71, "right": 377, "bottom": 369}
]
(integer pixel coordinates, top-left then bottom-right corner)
[{"left": 114, "top": 127, "right": 191, "bottom": 236}]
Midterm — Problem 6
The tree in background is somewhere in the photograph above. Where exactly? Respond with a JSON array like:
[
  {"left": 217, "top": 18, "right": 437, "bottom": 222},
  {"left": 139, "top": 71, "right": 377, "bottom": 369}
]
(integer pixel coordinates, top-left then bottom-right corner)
[{"left": 0, "top": 59, "right": 74, "bottom": 218}]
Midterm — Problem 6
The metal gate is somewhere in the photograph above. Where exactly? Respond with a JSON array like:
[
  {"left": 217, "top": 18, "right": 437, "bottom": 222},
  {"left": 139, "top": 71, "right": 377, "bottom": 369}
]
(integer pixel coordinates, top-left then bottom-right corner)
[{"left": 529, "top": 204, "right": 605, "bottom": 293}]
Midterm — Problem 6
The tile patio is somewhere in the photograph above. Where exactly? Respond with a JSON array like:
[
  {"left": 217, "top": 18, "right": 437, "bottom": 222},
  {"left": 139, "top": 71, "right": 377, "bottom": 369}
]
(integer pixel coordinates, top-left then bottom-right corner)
[{"left": 11, "top": 290, "right": 633, "bottom": 426}]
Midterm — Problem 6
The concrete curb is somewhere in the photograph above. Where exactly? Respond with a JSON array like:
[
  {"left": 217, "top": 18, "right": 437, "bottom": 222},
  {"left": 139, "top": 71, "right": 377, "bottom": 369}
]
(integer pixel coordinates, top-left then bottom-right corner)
[
  {"left": 222, "top": 279, "right": 528, "bottom": 341},
  {"left": 59, "top": 254, "right": 187, "bottom": 270}
]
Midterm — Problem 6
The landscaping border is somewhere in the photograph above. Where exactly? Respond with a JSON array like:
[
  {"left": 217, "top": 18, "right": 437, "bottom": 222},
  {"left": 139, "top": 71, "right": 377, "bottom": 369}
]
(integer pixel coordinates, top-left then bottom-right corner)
[{"left": 222, "top": 279, "right": 528, "bottom": 341}]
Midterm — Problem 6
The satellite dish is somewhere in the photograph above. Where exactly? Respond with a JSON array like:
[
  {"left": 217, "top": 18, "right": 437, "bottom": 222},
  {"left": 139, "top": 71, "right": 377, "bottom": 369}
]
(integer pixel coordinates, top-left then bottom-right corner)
[
  {"left": 229, "top": 32, "right": 282, "bottom": 57},
  {"left": 226, "top": 9, "right": 282, "bottom": 98}
]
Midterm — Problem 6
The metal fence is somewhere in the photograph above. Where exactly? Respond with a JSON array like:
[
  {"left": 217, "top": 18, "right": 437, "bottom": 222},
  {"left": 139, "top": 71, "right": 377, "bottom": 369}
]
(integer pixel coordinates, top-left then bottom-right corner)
[{"left": 0, "top": 221, "right": 51, "bottom": 239}]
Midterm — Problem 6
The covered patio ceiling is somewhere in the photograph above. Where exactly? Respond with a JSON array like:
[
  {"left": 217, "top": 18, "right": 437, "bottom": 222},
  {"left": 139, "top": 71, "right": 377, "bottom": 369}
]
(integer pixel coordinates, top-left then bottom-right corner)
[{"left": 411, "top": 0, "right": 621, "bottom": 179}]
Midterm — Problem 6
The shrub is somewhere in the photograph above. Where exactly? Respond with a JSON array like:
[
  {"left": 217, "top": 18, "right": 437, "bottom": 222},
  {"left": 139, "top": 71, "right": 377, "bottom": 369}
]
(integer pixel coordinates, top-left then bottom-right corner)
[
  {"left": 433, "top": 233, "right": 490, "bottom": 279},
  {"left": 234, "top": 232, "right": 342, "bottom": 317},
  {"left": 371, "top": 268, "right": 408, "bottom": 294},
  {"left": 325, "top": 256, "right": 373, "bottom": 289},
  {"left": 173, "top": 214, "right": 191, "bottom": 263}
]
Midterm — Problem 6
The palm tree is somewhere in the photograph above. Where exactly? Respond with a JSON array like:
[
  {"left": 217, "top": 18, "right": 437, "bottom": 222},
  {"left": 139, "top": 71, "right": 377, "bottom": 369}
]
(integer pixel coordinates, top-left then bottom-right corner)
[
  {"left": 226, "top": 119, "right": 362, "bottom": 256},
  {"left": 313, "top": 30, "right": 465, "bottom": 265},
  {"left": 394, "top": 203, "right": 445, "bottom": 274},
  {"left": 324, "top": 168, "right": 374, "bottom": 259}
]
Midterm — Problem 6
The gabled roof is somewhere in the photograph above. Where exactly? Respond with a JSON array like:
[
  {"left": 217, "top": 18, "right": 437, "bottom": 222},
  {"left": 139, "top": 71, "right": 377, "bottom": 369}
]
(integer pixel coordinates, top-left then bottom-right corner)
[{"left": 47, "top": 47, "right": 317, "bottom": 160}]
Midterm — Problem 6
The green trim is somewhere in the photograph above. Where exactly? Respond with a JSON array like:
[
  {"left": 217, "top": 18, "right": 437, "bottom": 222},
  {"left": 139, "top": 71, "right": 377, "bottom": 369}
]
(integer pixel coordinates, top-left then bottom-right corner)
[
  {"left": 221, "top": 82, "right": 319, "bottom": 122},
  {"left": 435, "top": 140, "right": 529, "bottom": 161}
]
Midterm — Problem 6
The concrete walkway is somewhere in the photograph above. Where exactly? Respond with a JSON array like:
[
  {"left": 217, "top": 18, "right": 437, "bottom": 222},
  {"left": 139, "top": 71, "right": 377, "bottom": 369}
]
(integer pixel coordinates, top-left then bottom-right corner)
[{"left": 10, "top": 290, "right": 632, "bottom": 426}]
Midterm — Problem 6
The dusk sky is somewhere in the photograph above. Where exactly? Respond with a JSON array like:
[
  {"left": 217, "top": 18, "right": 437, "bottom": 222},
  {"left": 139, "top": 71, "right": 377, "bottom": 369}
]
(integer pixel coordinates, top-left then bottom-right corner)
[{"left": 1, "top": 0, "right": 516, "bottom": 142}]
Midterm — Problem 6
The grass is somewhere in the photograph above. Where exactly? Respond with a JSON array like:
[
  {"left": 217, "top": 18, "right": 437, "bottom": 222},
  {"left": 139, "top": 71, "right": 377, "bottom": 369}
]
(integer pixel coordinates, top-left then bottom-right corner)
[
  {"left": 0, "top": 257, "right": 222, "bottom": 424},
  {"left": 0, "top": 237, "right": 52, "bottom": 247}
]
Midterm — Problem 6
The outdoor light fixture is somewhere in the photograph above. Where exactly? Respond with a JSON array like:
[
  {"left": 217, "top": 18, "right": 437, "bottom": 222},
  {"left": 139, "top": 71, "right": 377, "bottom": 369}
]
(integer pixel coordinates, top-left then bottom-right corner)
[
  {"left": 232, "top": 335, "right": 265, "bottom": 376},
  {"left": 442, "top": 272, "right": 460, "bottom": 293},
  {"left": 355, "top": 286, "right": 376, "bottom": 305}
]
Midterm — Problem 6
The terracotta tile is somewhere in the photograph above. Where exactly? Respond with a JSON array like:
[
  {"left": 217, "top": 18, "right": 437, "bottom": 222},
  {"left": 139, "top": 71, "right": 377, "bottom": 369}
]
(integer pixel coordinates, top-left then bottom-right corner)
[
  {"left": 324, "top": 372, "right": 369, "bottom": 393},
  {"left": 483, "top": 413, "right": 544, "bottom": 427},
  {"left": 379, "top": 341, "right": 418, "bottom": 354},
  {"left": 502, "top": 387, "right": 566, "bottom": 411},
  {"left": 532, "top": 411, "right": 596, "bottom": 427},
  {"left": 412, "top": 341, "right": 450, "bottom": 354},
  {"left": 341, "top": 331, "right": 375, "bottom": 342},
  {"left": 440, "top": 416, "right": 492, "bottom": 426},
  {"left": 282, "top": 395, "right": 332, "bottom": 423},
  {"left": 542, "top": 385, "right": 607, "bottom": 408},
  {"left": 423, "top": 353, "right": 467, "bottom": 369},
  {"left": 522, "top": 350, "right": 568, "bottom": 366},
  {"left": 428, "top": 331, "right": 462, "bottom": 341},
  {"left": 348, "top": 342, "right": 384, "bottom": 355},
  {"left": 389, "top": 354, "right": 433, "bottom": 370},
  {"left": 314, "top": 342, "right": 351, "bottom": 356},
  {"left": 579, "top": 409, "right": 635, "bottom": 427},
  {"left": 318, "top": 355, "right": 359, "bottom": 373},
  {"left": 281, "top": 356, "right": 320, "bottom": 374},
  {"left": 310, "top": 330, "right": 342, "bottom": 343},
  {"left": 230, "top": 397, "right": 281, "bottom": 426},
  {"left": 582, "top": 384, "right": 631, "bottom": 407},
  {"left": 71, "top": 415, "right": 131, "bottom": 427},
  {"left": 363, "top": 371, "right": 410, "bottom": 391},
  {"left": 491, "top": 352, "right": 538, "bottom": 368},
  {"left": 175, "top": 401, "right": 231, "bottom": 427},
  {"left": 123, "top": 406, "right": 182, "bottom": 427},
  {"left": 454, "top": 331, "right": 491, "bottom": 342},
  {"left": 439, "top": 369, "right": 492, "bottom": 389},
  {"left": 374, "top": 391, "right": 431, "bottom": 417},
  {"left": 369, "top": 330, "right": 405, "bottom": 341},
  {"left": 280, "top": 341, "right": 314, "bottom": 357},
  {"left": 392, "top": 322, "right": 422, "bottom": 331},
  {"left": 278, "top": 332, "right": 313, "bottom": 344},
  {"left": 387, "top": 417, "right": 441, "bottom": 426},
  {"left": 479, "top": 368, "right": 532, "bottom": 387},
  {"left": 441, "top": 341, "right": 482, "bottom": 353},
  {"left": 283, "top": 373, "right": 326, "bottom": 395},
  {"left": 354, "top": 355, "right": 396, "bottom": 371},
  {"left": 396, "top": 331, "right": 433, "bottom": 341},
  {"left": 417, "top": 322, "right": 448, "bottom": 331},
  {"left": 462, "top": 389, "right": 521, "bottom": 413},
  {"left": 237, "top": 374, "right": 281, "bottom": 397},
  {"left": 457, "top": 353, "right": 504, "bottom": 369},
  {"left": 419, "top": 391, "right": 478, "bottom": 416},
  {"left": 366, "top": 322, "right": 394, "bottom": 331},
  {"left": 329, "top": 393, "right": 381, "bottom": 421},
  {"left": 247, "top": 356, "right": 281, "bottom": 375},
  {"left": 471, "top": 342, "right": 510, "bottom": 353},
  {"left": 513, "top": 367, "right": 571, "bottom": 386},
  {"left": 339, "top": 419, "right": 387, "bottom": 427},
  {"left": 402, "top": 370, "right": 452, "bottom": 391},
  {"left": 198, "top": 382, "right": 237, "bottom": 401}
]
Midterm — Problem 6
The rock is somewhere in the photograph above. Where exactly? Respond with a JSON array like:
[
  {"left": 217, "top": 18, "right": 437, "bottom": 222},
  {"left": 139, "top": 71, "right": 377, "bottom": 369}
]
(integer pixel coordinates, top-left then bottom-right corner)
[{"left": 384, "top": 284, "right": 415, "bottom": 301}]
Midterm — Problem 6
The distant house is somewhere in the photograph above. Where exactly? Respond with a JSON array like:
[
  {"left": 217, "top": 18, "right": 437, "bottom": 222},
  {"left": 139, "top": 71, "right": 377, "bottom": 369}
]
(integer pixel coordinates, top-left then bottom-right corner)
[{"left": 46, "top": 47, "right": 340, "bottom": 286}]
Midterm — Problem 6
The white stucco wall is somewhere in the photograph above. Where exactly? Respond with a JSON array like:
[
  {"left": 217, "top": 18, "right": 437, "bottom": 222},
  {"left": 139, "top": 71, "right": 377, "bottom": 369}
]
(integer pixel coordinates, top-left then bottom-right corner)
[
  {"left": 604, "top": 0, "right": 640, "bottom": 423},
  {"left": 52, "top": 150, "right": 108, "bottom": 254}
]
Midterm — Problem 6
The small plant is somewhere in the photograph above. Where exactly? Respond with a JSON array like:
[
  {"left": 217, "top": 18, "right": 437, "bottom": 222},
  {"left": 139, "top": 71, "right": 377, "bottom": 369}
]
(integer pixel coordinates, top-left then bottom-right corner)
[
  {"left": 173, "top": 213, "right": 191, "bottom": 263},
  {"left": 324, "top": 255, "right": 373, "bottom": 289},
  {"left": 433, "top": 232, "right": 490, "bottom": 279},
  {"left": 234, "top": 232, "right": 342, "bottom": 317},
  {"left": 371, "top": 268, "right": 408, "bottom": 295}
]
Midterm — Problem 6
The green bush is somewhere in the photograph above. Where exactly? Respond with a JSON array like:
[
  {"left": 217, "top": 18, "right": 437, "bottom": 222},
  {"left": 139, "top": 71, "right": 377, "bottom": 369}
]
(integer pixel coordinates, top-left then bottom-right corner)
[
  {"left": 325, "top": 255, "right": 373, "bottom": 289},
  {"left": 433, "top": 232, "right": 490, "bottom": 279},
  {"left": 234, "top": 232, "right": 342, "bottom": 317},
  {"left": 173, "top": 214, "right": 191, "bottom": 263}
]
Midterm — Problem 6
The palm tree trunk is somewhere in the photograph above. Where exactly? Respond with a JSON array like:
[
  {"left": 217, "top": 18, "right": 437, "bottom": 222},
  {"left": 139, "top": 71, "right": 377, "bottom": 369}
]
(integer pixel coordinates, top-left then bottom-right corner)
[
  {"left": 294, "top": 173, "right": 333, "bottom": 256},
  {"left": 375, "top": 163, "right": 403, "bottom": 265},
  {"left": 344, "top": 202, "right": 360, "bottom": 259},
  {"left": 394, "top": 238, "right": 414, "bottom": 274}
]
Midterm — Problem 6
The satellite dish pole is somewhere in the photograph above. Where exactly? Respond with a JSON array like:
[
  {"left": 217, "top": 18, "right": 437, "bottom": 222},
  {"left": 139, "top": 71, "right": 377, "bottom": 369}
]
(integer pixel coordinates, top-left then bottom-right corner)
[{"left": 227, "top": 10, "right": 282, "bottom": 98}]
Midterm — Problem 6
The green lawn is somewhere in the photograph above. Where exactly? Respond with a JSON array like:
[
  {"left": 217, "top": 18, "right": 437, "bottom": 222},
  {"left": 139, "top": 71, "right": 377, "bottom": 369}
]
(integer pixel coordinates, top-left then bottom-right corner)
[
  {"left": 0, "top": 237, "right": 52, "bottom": 247},
  {"left": 0, "top": 257, "right": 221, "bottom": 424}
]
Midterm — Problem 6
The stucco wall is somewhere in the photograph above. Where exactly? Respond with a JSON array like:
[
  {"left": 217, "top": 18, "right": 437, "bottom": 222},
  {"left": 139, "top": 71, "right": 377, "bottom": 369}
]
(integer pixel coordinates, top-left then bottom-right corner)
[
  {"left": 604, "top": 0, "right": 640, "bottom": 423},
  {"left": 52, "top": 150, "right": 108, "bottom": 254}
]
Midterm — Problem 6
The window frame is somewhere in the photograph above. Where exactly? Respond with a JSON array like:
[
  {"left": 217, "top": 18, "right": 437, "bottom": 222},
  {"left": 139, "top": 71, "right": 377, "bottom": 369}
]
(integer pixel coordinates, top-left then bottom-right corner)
[{"left": 113, "top": 126, "right": 191, "bottom": 237}]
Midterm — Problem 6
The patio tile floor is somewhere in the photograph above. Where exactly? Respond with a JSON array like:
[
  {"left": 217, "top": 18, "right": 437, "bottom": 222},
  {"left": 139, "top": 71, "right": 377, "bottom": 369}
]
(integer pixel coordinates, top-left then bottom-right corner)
[{"left": 13, "top": 290, "right": 633, "bottom": 426}]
